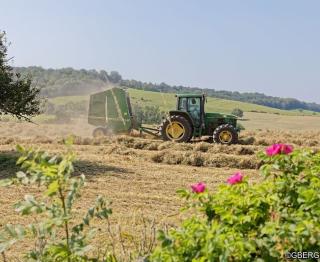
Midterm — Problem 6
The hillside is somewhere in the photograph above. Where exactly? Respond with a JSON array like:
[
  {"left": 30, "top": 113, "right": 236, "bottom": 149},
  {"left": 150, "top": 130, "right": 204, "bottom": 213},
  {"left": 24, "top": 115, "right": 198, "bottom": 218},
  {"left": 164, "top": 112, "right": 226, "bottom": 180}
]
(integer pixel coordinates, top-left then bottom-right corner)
[
  {"left": 127, "top": 89, "right": 319, "bottom": 116},
  {"left": 15, "top": 66, "right": 320, "bottom": 113},
  {"left": 43, "top": 88, "right": 320, "bottom": 131},
  {"left": 48, "top": 88, "right": 320, "bottom": 117}
]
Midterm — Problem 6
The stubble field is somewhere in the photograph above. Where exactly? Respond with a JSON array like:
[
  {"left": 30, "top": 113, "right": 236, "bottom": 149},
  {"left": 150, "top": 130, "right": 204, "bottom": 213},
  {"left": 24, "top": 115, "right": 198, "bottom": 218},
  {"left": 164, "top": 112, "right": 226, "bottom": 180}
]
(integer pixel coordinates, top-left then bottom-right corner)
[{"left": 1, "top": 120, "right": 320, "bottom": 260}]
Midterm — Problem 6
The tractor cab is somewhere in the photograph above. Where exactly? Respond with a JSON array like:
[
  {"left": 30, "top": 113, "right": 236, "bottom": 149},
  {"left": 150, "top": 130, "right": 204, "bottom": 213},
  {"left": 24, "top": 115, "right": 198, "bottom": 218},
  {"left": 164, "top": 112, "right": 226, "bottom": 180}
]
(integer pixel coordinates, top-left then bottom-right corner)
[{"left": 176, "top": 94, "right": 205, "bottom": 128}]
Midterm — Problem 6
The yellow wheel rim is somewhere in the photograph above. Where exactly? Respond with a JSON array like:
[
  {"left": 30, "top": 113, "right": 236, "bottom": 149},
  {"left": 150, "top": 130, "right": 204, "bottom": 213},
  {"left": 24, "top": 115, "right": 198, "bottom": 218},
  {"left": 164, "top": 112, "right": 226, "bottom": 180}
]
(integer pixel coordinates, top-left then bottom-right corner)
[
  {"left": 166, "top": 121, "right": 185, "bottom": 140},
  {"left": 219, "top": 130, "right": 232, "bottom": 144}
]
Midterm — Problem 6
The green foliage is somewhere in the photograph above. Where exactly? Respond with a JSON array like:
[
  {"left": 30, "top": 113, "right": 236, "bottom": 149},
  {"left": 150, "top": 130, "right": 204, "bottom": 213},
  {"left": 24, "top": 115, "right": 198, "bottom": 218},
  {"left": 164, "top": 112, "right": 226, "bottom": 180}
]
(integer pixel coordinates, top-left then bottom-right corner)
[
  {"left": 0, "top": 32, "right": 41, "bottom": 120},
  {"left": 15, "top": 67, "right": 122, "bottom": 98},
  {"left": 133, "top": 104, "right": 165, "bottom": 125},
  {"left": 231, "top": 108, "right": 244, "bottom": 118},
  {"left": 151, "top": 148, "right": 320, "bottom": 261},
  {"left": 14, "top": 66, "right": 320, "bottom": 113},
  {"left": 108, "top": 71, "right": 122, "bottom": 83},
  {"left": 0, "top": 145, "right": 114, "bottom": 261}
]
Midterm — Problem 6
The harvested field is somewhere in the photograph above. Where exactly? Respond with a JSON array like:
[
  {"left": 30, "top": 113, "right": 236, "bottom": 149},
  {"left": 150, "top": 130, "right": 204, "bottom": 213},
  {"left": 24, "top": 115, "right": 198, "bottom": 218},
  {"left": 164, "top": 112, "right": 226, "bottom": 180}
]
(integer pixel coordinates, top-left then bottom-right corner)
[{"left": 1, "top": 121, "right": 320, "bottom": 259}]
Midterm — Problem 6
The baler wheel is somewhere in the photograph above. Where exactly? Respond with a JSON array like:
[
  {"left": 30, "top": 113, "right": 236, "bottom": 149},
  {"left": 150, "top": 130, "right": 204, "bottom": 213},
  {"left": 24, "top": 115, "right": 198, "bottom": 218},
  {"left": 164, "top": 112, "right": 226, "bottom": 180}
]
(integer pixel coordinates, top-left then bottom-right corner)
[{"left": 93, "top": 127, "right": 109, "bottom": 138}]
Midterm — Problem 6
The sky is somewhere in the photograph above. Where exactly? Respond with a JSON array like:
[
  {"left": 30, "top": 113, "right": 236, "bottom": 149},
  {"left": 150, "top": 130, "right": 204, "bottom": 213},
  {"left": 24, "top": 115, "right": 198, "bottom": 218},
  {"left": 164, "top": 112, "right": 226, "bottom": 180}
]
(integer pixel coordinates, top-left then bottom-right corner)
[{"left": 1, "top": 0, "right": 320, "bottom": 102}]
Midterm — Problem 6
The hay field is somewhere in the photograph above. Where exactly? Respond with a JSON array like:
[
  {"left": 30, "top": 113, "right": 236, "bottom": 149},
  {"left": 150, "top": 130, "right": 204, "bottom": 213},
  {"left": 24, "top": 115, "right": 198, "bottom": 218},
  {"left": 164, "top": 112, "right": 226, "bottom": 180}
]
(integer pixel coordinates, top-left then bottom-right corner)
[
  {"left": 1, "top": 121, "right": 320, "bottom": 259},
  {"left": 241, "top": 112, "right": 320, "bottom": 130}
]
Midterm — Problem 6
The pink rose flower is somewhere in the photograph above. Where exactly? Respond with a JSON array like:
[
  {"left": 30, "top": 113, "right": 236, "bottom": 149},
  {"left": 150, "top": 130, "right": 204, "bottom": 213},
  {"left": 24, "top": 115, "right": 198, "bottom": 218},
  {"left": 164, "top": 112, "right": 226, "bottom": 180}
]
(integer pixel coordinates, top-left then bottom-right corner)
[
  {"left": 191, "top": 182, "right": 206, "bottom": 193},
  {"left": 266, "top": 144, "right": 293, "bottom": 156},
  {"left": 227, "top": 172, "right": 243, "bottom": 185}
]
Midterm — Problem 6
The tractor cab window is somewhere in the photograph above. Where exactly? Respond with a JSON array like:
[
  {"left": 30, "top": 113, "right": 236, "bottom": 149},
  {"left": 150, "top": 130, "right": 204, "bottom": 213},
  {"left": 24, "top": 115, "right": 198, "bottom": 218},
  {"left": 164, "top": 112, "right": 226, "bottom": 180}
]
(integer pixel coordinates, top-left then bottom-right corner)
[
  {"left": 187, "top": 97, "right": 201, "bottom": 127},
  {"left": 178, "top": 97, "right": 187, "bottom": 111}
]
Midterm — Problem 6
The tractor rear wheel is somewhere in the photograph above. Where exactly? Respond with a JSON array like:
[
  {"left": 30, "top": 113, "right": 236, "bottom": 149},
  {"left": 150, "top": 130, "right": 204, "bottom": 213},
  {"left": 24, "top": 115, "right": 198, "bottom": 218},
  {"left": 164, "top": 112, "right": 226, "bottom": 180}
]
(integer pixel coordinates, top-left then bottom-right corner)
[
  {"left": 213, "top": 124, "right": 238, "bottom": 145},
  {"left": 93, "top": 127, "right": 109, "bottom": 138},
  {"left": 160, "top": 115, "right": 192, "bottom": 143}
]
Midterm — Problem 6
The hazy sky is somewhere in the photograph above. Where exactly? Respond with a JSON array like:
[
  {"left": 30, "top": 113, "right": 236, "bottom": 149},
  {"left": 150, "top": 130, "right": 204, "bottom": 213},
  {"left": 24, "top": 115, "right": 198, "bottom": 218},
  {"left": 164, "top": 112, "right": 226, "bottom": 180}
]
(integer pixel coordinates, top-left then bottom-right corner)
[{"left": 1, "top": 0, "right": 320, "bottom": 102}]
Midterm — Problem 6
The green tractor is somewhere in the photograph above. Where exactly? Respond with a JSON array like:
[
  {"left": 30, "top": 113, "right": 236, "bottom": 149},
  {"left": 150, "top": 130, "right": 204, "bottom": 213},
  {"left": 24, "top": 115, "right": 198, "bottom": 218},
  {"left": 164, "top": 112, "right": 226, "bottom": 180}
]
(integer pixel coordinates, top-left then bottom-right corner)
[
  {"left": 88, "top": 87, "right": 241, "bottom": 144},
  {"left": 160, "top": 94, "right": 240, "bottom": 144}
]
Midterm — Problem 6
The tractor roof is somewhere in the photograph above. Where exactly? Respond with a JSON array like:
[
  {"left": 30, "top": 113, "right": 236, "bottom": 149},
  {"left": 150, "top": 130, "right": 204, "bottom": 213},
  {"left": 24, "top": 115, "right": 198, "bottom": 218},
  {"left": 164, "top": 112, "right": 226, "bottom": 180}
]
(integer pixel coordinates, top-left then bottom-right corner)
[{"left": 175, "top": 93, "right": 205, "bottom": 98}]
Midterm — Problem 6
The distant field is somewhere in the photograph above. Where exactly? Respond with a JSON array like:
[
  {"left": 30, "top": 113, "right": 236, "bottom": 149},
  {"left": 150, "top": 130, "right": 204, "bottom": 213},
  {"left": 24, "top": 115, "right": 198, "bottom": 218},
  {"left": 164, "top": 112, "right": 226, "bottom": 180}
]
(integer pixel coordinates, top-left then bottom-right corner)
[
  {"left": 241, "top": 112, "right": 320, "bottom": 130},
  {"left": 127, "top": 88, "right": 320, "bottom": 116},
  {"left": 46, "top": 88, "right": 320, "bottom": 131},
  {"left": 49, "top": 88, "right": 319, "bottom": 116}
]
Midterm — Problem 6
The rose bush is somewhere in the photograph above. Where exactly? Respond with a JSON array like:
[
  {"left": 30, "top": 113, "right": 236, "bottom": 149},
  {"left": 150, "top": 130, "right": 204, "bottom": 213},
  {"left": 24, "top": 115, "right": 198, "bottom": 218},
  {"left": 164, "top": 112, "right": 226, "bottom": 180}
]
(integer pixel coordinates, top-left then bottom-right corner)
[{"left": 150, "top": 145, "right": 320, "bottom": 261}]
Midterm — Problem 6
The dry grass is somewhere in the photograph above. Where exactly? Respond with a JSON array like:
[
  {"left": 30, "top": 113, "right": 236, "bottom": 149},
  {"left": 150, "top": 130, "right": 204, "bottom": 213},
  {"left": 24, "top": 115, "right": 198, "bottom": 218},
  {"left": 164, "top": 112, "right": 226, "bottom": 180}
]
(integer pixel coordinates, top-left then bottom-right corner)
[
  {"left": 242, "top": 112, "right": 320, "bottom": 130},
  {"left": 1, "top": 120, "right": 320, "bottom": 260}
]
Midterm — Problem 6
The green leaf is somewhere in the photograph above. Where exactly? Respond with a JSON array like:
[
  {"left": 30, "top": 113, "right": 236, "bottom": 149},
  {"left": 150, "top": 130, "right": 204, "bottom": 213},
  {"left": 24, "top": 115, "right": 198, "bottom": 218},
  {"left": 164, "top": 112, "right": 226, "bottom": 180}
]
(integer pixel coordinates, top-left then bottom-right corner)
[{"left": 46, "top": 180, "right": 59, "bottom": 196}]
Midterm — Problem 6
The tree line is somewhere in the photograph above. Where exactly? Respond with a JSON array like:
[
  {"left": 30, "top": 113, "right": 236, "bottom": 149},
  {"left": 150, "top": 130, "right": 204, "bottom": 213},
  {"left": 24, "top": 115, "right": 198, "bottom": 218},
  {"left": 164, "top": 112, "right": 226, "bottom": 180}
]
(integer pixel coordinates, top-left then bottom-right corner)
[
  {"left": 14, "top": 66, "right": 122, "bottom": 97},
  {"left": 15, "top": 66, "right": 320, "bottom": 113},
  {"left": 120, "top": 79, "right": 320, "bottom": 112}
]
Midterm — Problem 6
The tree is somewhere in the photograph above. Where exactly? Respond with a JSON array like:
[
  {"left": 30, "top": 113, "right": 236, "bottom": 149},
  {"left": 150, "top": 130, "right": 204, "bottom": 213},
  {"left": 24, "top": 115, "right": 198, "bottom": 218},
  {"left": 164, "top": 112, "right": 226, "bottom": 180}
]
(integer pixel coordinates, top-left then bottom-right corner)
[
  {"left": 0, "top": 31, "right": 41, "bottom": 120},
  {"left": 231, "top": 108, "right": 244, "bottom": 117},
  {"left": 108, "top": 71, "right": 122, "bottom": 83}
]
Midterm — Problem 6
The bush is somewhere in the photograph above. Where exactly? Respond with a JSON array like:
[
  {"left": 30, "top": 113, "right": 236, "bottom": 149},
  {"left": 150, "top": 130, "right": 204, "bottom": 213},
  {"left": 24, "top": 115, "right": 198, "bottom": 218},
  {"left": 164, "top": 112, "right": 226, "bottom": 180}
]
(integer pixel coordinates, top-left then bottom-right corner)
[
  {"left": 151, "top": 144, "right": 320, "bottom": 261},
  {"left": 231, "top": 108, "right": 244, "bottom": 117},
  {"left": 133, "top": 104, "right": 165, "bottom": 125}
]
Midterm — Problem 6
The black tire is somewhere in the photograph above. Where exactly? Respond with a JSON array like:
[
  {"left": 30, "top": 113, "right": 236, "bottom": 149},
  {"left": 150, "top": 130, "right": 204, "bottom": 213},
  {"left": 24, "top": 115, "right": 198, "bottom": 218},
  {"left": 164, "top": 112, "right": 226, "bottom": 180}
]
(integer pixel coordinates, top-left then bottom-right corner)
[
  {"left": 160, "top": 115, "right": 192, "bottom": 143},
  {"left": 213, "top": 124, "right": 238, "bottom": 145},
  {"left": 93, "top": 127, "right": 109, "bottom": 138}
]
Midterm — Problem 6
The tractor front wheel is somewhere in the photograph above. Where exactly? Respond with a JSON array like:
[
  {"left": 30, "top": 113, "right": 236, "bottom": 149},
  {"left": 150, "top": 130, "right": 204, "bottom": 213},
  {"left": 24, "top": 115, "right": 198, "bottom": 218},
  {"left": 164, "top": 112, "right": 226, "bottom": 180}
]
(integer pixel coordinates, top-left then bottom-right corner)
[
  {"left": 160, "top": 115, "right": 192, "bottom": 143},
  {"left": 213, "top": 124, "right": 238, "bottom": 145}
]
